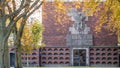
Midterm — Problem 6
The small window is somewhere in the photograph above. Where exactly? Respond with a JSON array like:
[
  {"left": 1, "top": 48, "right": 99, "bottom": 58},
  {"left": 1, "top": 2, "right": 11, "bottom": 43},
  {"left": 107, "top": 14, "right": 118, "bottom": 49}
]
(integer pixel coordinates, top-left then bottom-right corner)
[
  {"left": 54, "top": 48, "right": 58, "bottom": 51},
  {"left": 42, "top": 48, "right": 46, "bottom": 51},
  {"left": 48, "top": 53, "right": 52, "bottom": 55},
  {"left": 42, "top": 62, "right": 46, "bottom": 64},
  {"left": 42, "top": 57, "right": 46, "bottom": 60},
  {"left": 90, "top": 53, "right": 94, "bottom": 55},
  {"left": 102, "top": 57, "right": 106, "bottom": 60},
  {"left": 54, "top": 53, "right": 58, "bottom": 55},
  {"left": 113, "top": 57, "right": 118, "bottom": 60},
  {"left": 108, "top": 53, "right": 112, "bottom": 56},
  {"left": 96, "top": 48, "right": 100, "bottom": 51},
  {"left": 113, "top": 53, "right": 118, "bottom": 56},
  {"left": 107, "top": 48, "right": 112, "bottom": 51},
  {"left": 90, "top": 57, "right": 94, "bottom": 60},
  {"left": 65, "top": 57, "right": 69, "bottom": 60},
  {"left": 102, "top": 48, "right": 105, "bottom": 51},
  {"left": 65, "top": 48, "right": 69, "bottom": 51},
  {"left": 108, "top": 57, "right": 112, "bottom": 60},
  {"left": 48, "top": 61, "right": 52, "bottom": 64},
  {"left": 113, "top": 62, "right": 118, "bottom": 64},
  {"left": 102, "top": 53, "right": 105, "bottom": 56},
  {"left": 32, "top": 57, "right": 37, "bottom": 60},
  {"left": 113, "top": 48, "right": 117, "bottom": 51},
  {"left": 96, "top": 61, "right": 100, "bottom": 64},
  {"left": 48, "top": 48, "right": 52, "bottom": 51},
  {"left": 42, "top": 53, "right": 46, "bottom": 55},
  {"left": 65, "top": 53, "right": 69, "bottom": 55},
  {"left": 32, "top": 53, "right": 36, "bottom": 55},
  {"left": 54, "top": 57, "right": 58, "bottom": 60},
  {"left": 60, "top": 57, "right": 64, "bottom": 60},
  {"left": 96, "top": 53, "right": 100, "bottom": 56},
  {"left": 60, "top": 62, "right": 64, "bottom": 64},
  {"left": 102, "top": 62, "right": 106, "bottom": 64},
  {"left": 60, "top": 53, "right": 64, "bottom": 55},
  {"left": 90, "top": 62, "right": 94, "bottom": 64},
  {"left": 48, "top": 57, "right": 52, "bottom": 60},
  {"left": 65, "top": 62, "right": 69, "bottom": 64},
  {"left": 90, "top": 48, "right": 94, "bottom": 51},
  {"left": 96, "top": 57, "right": 100, "bottom": 60},
  {"left": 54, "top": 61, "right": 58, "bottom": 64},
  {"left": 108, "top": 62, "right": 112, "bottom": 64},
  {"left": 59, "top": 48, "right": 64, "bottom": 51}
]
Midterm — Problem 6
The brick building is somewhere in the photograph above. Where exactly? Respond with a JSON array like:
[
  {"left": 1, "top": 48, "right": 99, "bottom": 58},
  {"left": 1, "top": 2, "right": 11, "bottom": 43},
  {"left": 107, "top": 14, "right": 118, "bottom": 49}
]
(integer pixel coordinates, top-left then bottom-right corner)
[
  {"left": 10, "top": 1, "right": 120, "bottom": 67},
  {"left": 40, "top": 2, "right": 120, "bottom": 67}
]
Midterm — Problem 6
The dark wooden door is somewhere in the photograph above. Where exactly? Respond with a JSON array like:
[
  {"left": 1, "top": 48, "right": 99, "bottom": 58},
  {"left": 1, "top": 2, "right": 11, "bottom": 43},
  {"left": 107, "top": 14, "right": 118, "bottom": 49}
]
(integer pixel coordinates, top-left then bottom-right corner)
[{"left": 10, "top": 53, "right": 15, "bottom": 67}]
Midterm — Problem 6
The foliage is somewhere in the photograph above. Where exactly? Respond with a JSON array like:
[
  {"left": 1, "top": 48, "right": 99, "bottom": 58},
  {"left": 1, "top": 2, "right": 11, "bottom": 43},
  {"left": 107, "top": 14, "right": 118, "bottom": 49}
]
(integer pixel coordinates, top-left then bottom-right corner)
[
  {"left": 31, "top": 20, "right": 44, "bottom": 46},
  {"left": 80, "top": 0, "right": 120, "bottom": 43},
  {"left": 21, "top": 20, "right": 44, "bottom": 54},
  {"left": 21, "top": 25, "right": 33, "bottom": 53}
]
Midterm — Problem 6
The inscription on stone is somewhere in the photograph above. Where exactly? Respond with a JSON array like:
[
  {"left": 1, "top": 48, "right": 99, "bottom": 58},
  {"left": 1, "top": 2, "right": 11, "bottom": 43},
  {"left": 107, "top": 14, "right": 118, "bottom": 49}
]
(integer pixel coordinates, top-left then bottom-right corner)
[{"left": 66, "top": 34, "right": 93, "bottom": 46}]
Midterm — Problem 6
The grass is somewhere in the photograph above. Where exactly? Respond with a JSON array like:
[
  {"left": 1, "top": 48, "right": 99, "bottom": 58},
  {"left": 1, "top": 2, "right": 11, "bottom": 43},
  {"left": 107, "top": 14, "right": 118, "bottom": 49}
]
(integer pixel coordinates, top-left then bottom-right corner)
[{"left": 10, "top": 66, "right": 120, "bottom": 68}]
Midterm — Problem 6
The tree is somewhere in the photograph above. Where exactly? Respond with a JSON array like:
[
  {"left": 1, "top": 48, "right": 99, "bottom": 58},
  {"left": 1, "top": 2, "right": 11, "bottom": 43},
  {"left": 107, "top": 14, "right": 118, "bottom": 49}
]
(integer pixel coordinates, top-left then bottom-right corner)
[
  {"left": 82, "top": 0, "right": 120, "bottom": 42},
  {"left": 21, "top": 20, "right": 44, "bottom": 66},
  {"left": 0, "top": 0, "right": 43, "bottom": 68}
]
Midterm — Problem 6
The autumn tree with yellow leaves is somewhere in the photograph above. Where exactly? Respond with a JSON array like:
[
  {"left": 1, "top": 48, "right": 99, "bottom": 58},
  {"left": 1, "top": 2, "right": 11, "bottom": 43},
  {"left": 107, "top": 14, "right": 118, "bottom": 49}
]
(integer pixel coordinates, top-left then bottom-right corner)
[
  {"left": 0, "top": 0, "right": 43, "bottom": 68},
  {"left": 81, "top": 0, "right": 120, "bottom": 43},
  {"left": 21, "top": 20, "right": 44, "bottom": 66}
]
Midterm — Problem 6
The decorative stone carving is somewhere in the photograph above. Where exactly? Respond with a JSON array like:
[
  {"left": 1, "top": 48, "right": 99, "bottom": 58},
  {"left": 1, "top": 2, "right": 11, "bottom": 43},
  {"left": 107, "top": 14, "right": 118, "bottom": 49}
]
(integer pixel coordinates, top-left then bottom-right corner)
[
  {"left": 67, "top": 8, "right": 93, "bottom": 47},
  {"left": 68, "top": 8, "right": 89, "bottom": 34}
]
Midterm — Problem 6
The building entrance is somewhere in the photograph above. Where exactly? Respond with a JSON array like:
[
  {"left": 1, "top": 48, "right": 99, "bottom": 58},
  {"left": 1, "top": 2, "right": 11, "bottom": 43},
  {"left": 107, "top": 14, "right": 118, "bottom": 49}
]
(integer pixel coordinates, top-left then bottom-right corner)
[
  {"left": 73, "top": 49, "right": 86, "bottom": 66},
  {"left": 10, "top": 53, "right": 15, "bottom": 67}
]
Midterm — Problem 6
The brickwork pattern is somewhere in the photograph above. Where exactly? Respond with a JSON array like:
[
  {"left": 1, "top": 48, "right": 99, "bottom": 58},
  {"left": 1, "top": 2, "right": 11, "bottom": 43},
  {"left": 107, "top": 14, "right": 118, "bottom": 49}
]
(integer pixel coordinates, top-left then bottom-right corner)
[
  {"left": 89, "top": 47, "right": 119, "bottom": 66},
  {"left": 41, "top": 47, "right": 70, "bottom": 66}
]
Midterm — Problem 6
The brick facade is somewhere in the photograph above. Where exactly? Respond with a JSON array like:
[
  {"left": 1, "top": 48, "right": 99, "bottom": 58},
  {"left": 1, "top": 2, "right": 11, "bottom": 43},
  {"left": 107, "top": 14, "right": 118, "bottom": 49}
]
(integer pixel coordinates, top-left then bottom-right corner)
[
  {"left": 42, "top": 2, "right": 118, "bottom": 46},
  {"left": 10, "top": 2, "right": 119, "bottom": 67}
]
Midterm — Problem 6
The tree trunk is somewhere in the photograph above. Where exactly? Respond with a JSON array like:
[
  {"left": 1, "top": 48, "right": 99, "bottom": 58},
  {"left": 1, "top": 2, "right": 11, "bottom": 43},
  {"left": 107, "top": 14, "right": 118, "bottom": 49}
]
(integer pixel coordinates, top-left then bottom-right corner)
[
  {"left": 4, "top": 42, "right": 10, "bottom": 68},
  {"left": 0, "top": 19, "right": 10, "bottom": 68},
  {"left": 14, "top": 36, "right": 22, "bottom": 68},
  {"left": 0, "top": 41, "right": 5, "bottom": 68},
  {"left": 0, "top": 39, "right": 10, "bottom": 68},
  {"left": 15, "top": 47, "right": 22, "bottom": 68}
]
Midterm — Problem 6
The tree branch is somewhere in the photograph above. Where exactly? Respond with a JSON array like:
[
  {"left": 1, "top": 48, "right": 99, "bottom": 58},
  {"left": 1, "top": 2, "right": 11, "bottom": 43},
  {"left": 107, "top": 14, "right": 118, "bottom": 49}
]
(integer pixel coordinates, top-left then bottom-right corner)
[
  {"left": 6, "top": 4, "right": 12, "bottom": 15},
  {"left": 12, "top": 0, "right": 16, "bottom": 12},
  {"left": 27, "top": 1, "right": 43, "bottom": 18},
  {"left": 29, "top": 0, "right": 40, "bottom": 10},
  {"left": 5, "top": 20, "right": 15, "bottom": 42},
  {"left": 14, "top": 12, "right": 27, "bottom": 23},
  {"left": 6, "top": 1, "right": 26, "bottom": 17}
]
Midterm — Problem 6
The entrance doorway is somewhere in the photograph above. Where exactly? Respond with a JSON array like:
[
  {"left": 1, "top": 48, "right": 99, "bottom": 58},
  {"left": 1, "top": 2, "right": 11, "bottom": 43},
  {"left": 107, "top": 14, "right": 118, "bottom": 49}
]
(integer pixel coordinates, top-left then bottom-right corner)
[
  {"left": 10, "top": 53, "right": 15, "bottom": 67},
  {"left": 72, "top": 48, "right": 89, "bottom": 66}
]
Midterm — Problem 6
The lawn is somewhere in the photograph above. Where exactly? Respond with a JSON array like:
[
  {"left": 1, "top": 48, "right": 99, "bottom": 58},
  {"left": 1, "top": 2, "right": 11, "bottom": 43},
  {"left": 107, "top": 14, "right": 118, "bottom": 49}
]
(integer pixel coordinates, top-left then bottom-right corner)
[{"left": 10, "top": 66, "right": 120, "bottom": 68}]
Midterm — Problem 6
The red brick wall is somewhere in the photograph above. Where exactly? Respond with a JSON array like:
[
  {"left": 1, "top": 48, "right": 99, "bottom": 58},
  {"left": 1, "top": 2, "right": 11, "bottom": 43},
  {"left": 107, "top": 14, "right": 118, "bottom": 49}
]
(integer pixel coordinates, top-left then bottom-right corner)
[{"left": 42, "top": 2, "right": 117, "bottom": 46}]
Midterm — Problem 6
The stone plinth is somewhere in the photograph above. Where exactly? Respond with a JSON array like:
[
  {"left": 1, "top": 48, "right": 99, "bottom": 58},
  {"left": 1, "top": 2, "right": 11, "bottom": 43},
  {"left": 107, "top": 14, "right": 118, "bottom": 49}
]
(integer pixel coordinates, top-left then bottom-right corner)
[{"left": 66, "top": 34, "right": 93, "bottom": 47}]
